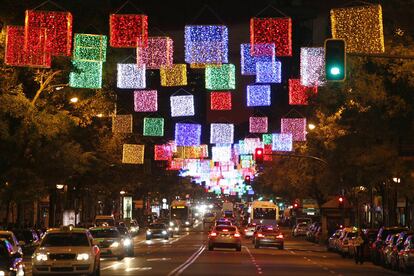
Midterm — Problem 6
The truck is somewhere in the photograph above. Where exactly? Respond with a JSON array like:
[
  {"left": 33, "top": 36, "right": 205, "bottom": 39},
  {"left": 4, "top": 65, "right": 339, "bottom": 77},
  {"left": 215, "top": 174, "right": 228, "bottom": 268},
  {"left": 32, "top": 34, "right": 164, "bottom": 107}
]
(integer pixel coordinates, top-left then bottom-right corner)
[
  {"left": 170, "top": 200, "right": 193, "bottom": 228},
  {"left": 250, "top": 200, "right": 279, "bottom": 226}
]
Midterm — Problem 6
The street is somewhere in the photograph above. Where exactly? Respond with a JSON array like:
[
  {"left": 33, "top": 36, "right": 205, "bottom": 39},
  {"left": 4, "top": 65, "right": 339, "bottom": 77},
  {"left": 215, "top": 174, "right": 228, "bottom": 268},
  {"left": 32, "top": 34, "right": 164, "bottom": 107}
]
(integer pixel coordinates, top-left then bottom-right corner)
[{"left": 24, "top": 225, "right": 398, "bottom": 276}]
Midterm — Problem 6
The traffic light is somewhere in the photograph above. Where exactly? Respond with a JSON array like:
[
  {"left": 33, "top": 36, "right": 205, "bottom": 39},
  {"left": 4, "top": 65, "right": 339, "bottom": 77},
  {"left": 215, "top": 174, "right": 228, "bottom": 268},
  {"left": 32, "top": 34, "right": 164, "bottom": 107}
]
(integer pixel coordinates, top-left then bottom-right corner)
[
  {"left": 325, "top": 39, "right": 346, "bottom": 81},
  {"left": 293, "top": 203, "right": 298, "bottom": 208},
  {"left": 255, "top": 148, "right": 264, "bottom": 164},
  {"left": 244, "top": 175, "right": 251, "bottom": 184},
  {"left": 338, "top": 196, "right": 344, "bottom": 207}
]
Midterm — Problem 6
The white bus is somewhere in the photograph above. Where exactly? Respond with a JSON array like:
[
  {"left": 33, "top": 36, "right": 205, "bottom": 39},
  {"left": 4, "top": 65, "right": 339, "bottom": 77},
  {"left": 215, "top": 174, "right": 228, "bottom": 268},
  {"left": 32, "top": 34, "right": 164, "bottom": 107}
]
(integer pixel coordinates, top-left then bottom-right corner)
[{"left": 250, "top": 201, "right": 279, "bottom": 226}]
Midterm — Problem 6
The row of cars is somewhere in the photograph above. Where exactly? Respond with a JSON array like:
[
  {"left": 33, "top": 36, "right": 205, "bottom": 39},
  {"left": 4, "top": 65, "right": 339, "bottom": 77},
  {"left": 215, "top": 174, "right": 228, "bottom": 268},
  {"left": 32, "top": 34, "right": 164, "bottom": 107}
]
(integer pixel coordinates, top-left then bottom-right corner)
[{"left": 327, "top": 226, "right": 414, "bottom": 273}]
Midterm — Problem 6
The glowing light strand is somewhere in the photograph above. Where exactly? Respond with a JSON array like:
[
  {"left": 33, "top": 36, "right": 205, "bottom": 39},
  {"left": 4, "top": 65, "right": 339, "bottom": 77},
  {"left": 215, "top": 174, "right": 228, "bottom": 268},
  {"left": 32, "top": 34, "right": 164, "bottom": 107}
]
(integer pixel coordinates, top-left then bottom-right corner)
[
  {"left": 110, "top": 14, "right": 148, "bottom": 48},
  {"left": 210, "top": 123, "right": 234, "bottom": 144},
  {"left": 300, "top": 47, "right": 326, "bottom": 86}
]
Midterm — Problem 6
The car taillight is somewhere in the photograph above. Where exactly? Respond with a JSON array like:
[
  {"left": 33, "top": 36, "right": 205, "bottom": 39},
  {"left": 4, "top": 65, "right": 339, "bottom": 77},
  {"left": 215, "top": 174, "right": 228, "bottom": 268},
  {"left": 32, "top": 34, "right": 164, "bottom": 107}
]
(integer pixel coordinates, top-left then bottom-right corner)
[
  {"left": 244, "top": 229, "right": 248, "bottom": 232},
  {"left": 234, "top": 233, "right": 241, "bottom": 238},
  {"left": 257, "top": 233, "right": 264, "bottom": 238},
  {"left": 210, "top": 232, "right": 217, "bottom": 237},
  {"left": 277, "top": 234, "right": 284, "bottom": 238}
]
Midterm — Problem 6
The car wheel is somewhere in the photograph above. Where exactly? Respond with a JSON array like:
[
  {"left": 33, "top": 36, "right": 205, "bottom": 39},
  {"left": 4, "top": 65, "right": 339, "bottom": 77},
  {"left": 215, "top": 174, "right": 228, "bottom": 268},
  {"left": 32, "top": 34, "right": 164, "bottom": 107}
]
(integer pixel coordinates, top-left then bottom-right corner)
[
  {"left": 117, "top": 255, "right": 124, "bottom": 261},
  {"left": 208, "top": 244, "right": 214, "bottom": 251},
  {"left": 146, "top": 236, "right": 151, "bottom": 240},
  {"left": 254, "top": 242, "right": 260, "bottom": 249},
  {"left": 279, "top": 244, "right": 284, "bottom": 250},
  {"left": 236, "top": 245, "right": 241, "bottom": 252}
]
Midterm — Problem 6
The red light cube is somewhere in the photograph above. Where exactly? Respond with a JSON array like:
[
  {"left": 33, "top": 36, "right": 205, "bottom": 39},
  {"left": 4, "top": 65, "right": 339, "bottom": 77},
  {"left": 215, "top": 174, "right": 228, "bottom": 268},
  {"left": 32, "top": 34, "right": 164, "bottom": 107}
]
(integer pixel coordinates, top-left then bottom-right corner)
[
  {"left": 110, "top": 14, "right": 148, "bottom": 48},
  {"left": 210, "top": 92, "right": 232, "bottom": 110},
  {"left": 289, "top": 79, "right": 318, "bottom": 105}
]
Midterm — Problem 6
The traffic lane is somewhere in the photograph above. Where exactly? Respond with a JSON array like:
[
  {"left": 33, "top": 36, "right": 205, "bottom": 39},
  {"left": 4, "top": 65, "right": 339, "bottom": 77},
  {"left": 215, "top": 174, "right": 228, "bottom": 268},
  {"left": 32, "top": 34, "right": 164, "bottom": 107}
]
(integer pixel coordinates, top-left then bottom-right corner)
[{"left": 101, "top": 230, "right": 205, "bottom": 276}]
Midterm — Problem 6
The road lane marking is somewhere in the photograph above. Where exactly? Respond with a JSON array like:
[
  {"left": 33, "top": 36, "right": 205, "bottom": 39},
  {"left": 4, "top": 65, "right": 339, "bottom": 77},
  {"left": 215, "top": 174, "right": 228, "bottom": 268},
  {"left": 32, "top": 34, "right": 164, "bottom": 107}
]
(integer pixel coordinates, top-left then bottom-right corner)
[
  {"left": 244, "top": 246, "right": 263, "bottom": 275},
  {"left": 101, "top": 262, "right": 122, "bottom": 271},
  {"left": 146, "top": 257, "right": 172, "bottom": 261},
  {"left": 167, "top": 245, "right": 205, "bottom": 276}
]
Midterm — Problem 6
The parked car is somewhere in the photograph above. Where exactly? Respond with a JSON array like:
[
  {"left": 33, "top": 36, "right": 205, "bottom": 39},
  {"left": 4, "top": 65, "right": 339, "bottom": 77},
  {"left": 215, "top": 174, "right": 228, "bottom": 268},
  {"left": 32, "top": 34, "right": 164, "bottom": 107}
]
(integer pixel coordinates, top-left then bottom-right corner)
[
  {"left": 398, "top": 235, "right": 414, "bottom": 273},
  {"left": 0, "top": 238, "right": 25, "bottom": 276},
  {"left": 0, "top": 230, "right": 23, "bottom": 256},
  {"left": 292, "top": 223, "right": 308, "bottom": 237},
  {"left": 371, "top": 226, "right": 408, "bottom": 265},
  {"left": 383, "top": 233, "right": 400, "bottom": 268},
  {"left": 13, "top": 229, "right": 40, "bottom": 256},
  {"left": 337, "top": 227, "right": 357, "bottom": 258},
  {"left": 327, "top": 229, "right": 342, "bottom": 252},
  {"left": 389, "top": 231, "right": 413, "bottom": 271}
]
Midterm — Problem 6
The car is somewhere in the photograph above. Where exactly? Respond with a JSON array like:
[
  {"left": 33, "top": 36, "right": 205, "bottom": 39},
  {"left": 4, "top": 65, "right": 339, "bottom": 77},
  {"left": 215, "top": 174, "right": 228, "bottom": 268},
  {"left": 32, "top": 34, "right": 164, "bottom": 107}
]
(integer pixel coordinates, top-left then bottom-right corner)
[
  {"left": 203, "top": 213, "right": 216, "bottom": 224},
  {"left": 116, "top": 227, "right": 134, "bottom": 257},
  {"left": 389, "top": 231, "right": 412, "bottom": 270},
  {"left": 398, "top": 235, "right": 414, "bottom": 273},
  {"left": 337, "top": 227, "right": 357, "bottom": 258},
  {"left": 327, "top": 229, "right": 342, "bottom": 252},
  {"left": 0, "top": 230, "right": 23, "bottom": 256},
  {"left": 94, "top": 215, "right": 115, "bottom": 227},
  {"left": 89, "top": 226, "right": 125, "bottom": 260},
  {"left": 13, "top": 229, "right": 40, "bottom": 256},
  {"left": 0, "top": 238, "right": 25, "bottom": 276},
  {"left": 242, "top": 223, "right": 257, "bottom": 238},
  {"left": 208, "top": 225, "right": 241, "bottom": 251},
  {"left": 383, "top": 233, "right": 399, "bottom": 268},
  {"left": 31, "top": 227, "right": 100, "bottom": 276},
  {"left": 215, "top": 218, "right": 233, "bottom": 227},
  {"left": 371, "top": 226, "right": 408, "bottom": 265},
  {"left": 292, "top": 222, "right": 308, "bottom": 237},
  {"left": 146, "top": 223, "right": 170, "bottom": 240},
  {"left": 253, "top": 226, "right": 284, "bottom": 249}
]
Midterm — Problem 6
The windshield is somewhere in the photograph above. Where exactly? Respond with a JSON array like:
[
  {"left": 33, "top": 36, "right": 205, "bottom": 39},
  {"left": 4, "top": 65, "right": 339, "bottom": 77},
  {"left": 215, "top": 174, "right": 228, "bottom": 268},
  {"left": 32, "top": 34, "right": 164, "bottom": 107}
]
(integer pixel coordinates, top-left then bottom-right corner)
[
  {"left": 90, "top": 229, "right": 120, "bottom": 238},
  {"left": 253, "top": 208, "right": 276, "bottom": 220},
  {"left": 149, "top": 224, "right": 166, "bottom": 229},
  {"left": 171, "top": 207, "right": 188, "bottom": 219},
  {"left": 41, "top": 233, "right": 89, "bottom": 247},
  {"left": 216, "top": 226, "right": 236, "bottom": 232}
]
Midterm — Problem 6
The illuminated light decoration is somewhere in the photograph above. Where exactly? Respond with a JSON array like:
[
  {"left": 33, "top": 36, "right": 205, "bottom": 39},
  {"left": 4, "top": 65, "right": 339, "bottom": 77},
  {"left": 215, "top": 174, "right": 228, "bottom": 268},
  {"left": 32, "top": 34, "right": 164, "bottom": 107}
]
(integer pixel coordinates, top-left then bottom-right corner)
[
  {"left": 175, "top": 146, "right": 205, "bottom": 159},
  {"left": 168, "top": 158, "right": 184, "bottom": 170},
  {"left": 200, "top": 145, "right": 209, "bottom": 158},
  {"left": 154, "top": 144, "right": 172, "bottom": 161},
  {"left": 184, "top": 25, "right": 228, "bottom": 65},
  {"left": 262, "top": 134, "right": 273, "bottom": 145},
  {"left": 174, "top": 123, "right": 201, "bottom": 146},
  {"left": 73, "top": 33, "right": 107, "bottom": 62},
  {"left": 122, "top": 144, "right": 145, "bottom": 164},
  {"left": 256, "top": 60, "right": 282, "bottom": 83},
  {"left": 109, "top": 14, "right": 148, "bottom": 48},
  {"left": 160, "top": 64, "right": 187, "bottom": 86},
  {"left": 300, "top": 47, "right": 326, "bottom": 86},
  {"left": 25, "top": 10, "right": 72, "bottom": 56},
  {"left": 170, "top": 95, "right": 195, "bottom": 117},
  {"left": 210, "top": 123, "right": 234, "bottom": 144},
  {"left": 240, "top": 43, "right": 275, "bottom": 75},
  {"left": 330, "top": 5, "right": 384, "bottom": 54},
  {"left": 288, "top": 79, "right": 318, "bottom": 105},
  {"left": 263, "top": 144, "right": 273, "bottom": 161},
  {"left": 250, "top": 17, "right": 292, "bottom": 57},
  {"left": 143, "top": 117, "right": 164, "bottom": 136},
  {"left": 5, "top": 26, "right": 51, "bottom": 68},
  {"left": 241, "top": 159, "right": 253, "bottom": 169},
  {"left": 69, "top": 60, "right": 103, "bottom": 89},
  {"left": 112, "top": 115, "right": 133, "bottom": 133},
  {"left": 137, "top": 36, "right": 173, "bottom": 69},
  {"left": 244, "top": 138, "right": 262, "bottom": 154},
  {"left": 117, "top": 63, "right": 146, "bottom": 89},
  {"left": 210, "top": 92, "right": 232, "bottom": 110},
  {"left": 134, "top": 90, "right": 158, "bottom": 112},
  {"left": 249, "top": 116, "right": 268, "bottom": 133},
  {"left": 281, "top": 118, "right": 307, "bottom": 141},
  {"left": 246, "top": 85, "right": 271, "bottom": 107},
  {"left": 272, "top": 133, "right": 293, "bottom": 151},
  {"left": 205, "top": 64, "right": 236, "bottom": 90},
  {"left": 212, "top": 146, "right": 232, "bottom": 162}
]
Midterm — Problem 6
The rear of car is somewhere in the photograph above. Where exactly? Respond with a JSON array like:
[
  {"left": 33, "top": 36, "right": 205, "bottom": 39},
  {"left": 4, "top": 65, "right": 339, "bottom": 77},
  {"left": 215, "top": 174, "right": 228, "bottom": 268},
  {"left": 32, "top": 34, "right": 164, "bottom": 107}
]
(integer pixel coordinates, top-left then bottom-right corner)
[
  {"left": 338, "top": 228, "right": 357, "bottom": 257},
  {"left": 208, "top": 226, "right": 241, "bottom": 251},
  {"left": 89, "top": 227, "right": 125, "bottom": 260},
  {"left": 32, "top": 228, "right": 100, "bottom": 275},
  {"left": 254, "top": 226, "right": 284, "bottom": 249},
  {"left": 243, "top": 223, "right": 257, "bottom": 238},
  {"left": 292, "top": 223, "right": 308, "bottom": 237}
]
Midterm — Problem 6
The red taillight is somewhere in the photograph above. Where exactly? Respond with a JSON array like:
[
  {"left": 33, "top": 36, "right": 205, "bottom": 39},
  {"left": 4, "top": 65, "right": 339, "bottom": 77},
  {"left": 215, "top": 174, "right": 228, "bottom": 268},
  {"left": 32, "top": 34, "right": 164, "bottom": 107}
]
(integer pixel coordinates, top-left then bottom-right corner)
[
  {"left": 257, "top": 233, "right": 264, "bottom": 238},
  {"left": 277, "top": 234, "right": 284, "bottom": 239},
  {"left": 244, "top": 229, "right": 248, "bottom": 232},
  {"left": 234, "top": 233, "right": 241, "bottom": 238},
  {"left": 210, "top": 232, "right": 217, "bottom": 237}
]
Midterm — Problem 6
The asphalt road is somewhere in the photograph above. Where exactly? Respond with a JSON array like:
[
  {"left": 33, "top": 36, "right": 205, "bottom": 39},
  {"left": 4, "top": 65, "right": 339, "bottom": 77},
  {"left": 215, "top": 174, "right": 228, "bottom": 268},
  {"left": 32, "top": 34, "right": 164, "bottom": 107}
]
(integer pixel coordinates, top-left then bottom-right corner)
[{"left": 25, "top": 224, "right": 400, "bottom": 276}]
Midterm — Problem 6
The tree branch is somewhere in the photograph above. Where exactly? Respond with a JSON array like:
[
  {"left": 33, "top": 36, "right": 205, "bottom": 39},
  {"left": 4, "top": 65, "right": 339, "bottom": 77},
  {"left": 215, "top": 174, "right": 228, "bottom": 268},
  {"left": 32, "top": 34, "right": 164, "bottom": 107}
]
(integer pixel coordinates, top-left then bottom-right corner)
[{"left": 31, "top": 70, "right": 62, "bottom": 105}]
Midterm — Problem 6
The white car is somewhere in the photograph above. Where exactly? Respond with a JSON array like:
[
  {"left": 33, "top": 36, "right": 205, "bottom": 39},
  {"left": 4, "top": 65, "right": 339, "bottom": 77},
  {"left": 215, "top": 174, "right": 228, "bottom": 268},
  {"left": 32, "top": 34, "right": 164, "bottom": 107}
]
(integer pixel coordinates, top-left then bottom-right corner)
[
  {"left": 32, "top": 227, "right": 100, "bottom": 276},
  {"left": 89, "top": 227, "right": 125, "bottom": 260},
  {"left": 0, "top": 230, "right": 23, "bottom": 256},
  {"left": 243, "top": 223, "right": 257, "bottom": 238}
]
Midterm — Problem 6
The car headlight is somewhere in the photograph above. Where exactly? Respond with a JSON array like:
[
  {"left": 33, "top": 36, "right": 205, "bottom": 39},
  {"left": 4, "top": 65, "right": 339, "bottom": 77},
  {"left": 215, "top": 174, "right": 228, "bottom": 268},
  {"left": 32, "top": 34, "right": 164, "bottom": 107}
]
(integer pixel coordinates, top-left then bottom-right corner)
[
  {"left": 174, "top": 227, "right": 179, "bottom": 231},
  {"left": 169, "top": 222, "right": 174, "bottom": 226},
  {"left": 146, "top": 230, "right": 152, "bottom": 235},
  {"left": 185, "top": 221, "right": 190, "bottom": 225},
  {"left": 110, "top": 242, "right": 119, "bottom": 248},
  {"left": 162, "top": 230, "right": 167, "bottom": 235},
  {"left": 123, "top": 239, "right": 132, "bottom": 247},
  {"left": 35, "top": 253, "right": 48, "bottom": 261},
  {"left": 76, "top": 253, "right": 90, "bottom": 261},
  {"left": 0, "top": 271, "right": 5, "bottom": 276}
]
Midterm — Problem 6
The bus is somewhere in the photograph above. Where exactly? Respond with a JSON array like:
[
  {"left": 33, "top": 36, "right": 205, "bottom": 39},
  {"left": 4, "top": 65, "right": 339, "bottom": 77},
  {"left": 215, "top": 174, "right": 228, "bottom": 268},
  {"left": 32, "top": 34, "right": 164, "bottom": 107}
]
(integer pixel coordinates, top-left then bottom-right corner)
[
  {"left": 170, "top": 200, "right": 193, "bottom": 228},
  {"left": 250, "top": 201, "right": 279, "bottom": 226}
]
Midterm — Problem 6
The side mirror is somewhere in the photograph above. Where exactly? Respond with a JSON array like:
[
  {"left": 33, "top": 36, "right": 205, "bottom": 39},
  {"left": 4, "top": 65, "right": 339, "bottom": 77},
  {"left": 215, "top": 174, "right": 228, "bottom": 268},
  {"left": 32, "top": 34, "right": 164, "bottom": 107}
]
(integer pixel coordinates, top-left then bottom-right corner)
[{"left": 18, "top": 241, "right": 26, "bottom": 246}]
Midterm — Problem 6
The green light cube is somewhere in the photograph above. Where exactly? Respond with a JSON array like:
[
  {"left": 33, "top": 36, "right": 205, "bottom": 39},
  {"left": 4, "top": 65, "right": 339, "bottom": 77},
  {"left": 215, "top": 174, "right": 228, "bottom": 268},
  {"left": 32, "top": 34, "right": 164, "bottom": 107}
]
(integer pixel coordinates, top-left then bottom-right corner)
[
  {"left": 143, "top": 117, "right": 164, "bottom": 136},
  {"left": 73, "top": 34, "right": 107, "bottom": 62},
  {"left": 69, "top": 60, "right": 103, "bottom": 89},
  {"left": 205, "top": 64, "right": 235, "bottom": 90},
  {"left": 262, "top": 134, "right": 273, "bottom": 145}
]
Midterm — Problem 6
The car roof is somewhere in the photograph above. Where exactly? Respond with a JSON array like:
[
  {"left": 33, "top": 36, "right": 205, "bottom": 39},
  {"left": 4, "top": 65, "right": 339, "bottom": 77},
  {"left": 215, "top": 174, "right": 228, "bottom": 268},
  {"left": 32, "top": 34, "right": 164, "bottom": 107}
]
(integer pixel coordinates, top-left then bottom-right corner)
[
  {"left": 0, "top": 231, "right": 14, "bottom": 235},
  {"left": 89, "top": 226, "right": 118, "bottom": 231},
  {"left": 46, "top": 228, "right": 88, "bottom": 234}
]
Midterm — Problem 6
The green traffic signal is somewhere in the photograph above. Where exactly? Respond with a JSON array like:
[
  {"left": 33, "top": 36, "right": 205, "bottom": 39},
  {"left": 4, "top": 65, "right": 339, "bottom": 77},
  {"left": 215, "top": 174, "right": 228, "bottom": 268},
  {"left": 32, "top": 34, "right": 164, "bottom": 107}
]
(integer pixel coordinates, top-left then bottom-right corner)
[{"left": 325, "top": 39, "right": 346, "bottom": 81}]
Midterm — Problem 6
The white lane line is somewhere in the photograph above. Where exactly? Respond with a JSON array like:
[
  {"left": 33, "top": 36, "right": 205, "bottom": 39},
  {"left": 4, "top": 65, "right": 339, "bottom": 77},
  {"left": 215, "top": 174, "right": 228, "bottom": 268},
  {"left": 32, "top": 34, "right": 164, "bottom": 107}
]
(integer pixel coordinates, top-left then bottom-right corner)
[
  {"left": 101, "top": 262, "right": 122, "bottom": 271},
  {"left": 167, "top": 245, "right": 205, "bottom": 276},
  {"left": 125, "top": 267, "right": 152, "bottom": 272},
  {"left": 175, "top": 246, "right": 205, "bottom": 275},
  {"left": 329, "top": 271, "right": 335, "bottom": 274},
  {"left": 146, "top": 257, "right": 172, "bottom": 262}
]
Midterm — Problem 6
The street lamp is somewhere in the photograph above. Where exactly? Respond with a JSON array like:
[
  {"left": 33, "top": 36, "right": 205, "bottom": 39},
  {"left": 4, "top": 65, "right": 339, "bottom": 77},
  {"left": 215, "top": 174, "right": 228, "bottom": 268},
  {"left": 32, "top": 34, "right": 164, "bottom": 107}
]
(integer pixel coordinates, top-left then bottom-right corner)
[
  {"left": 70, "top": 97, "right": 79, "bottom": 103},
  {"left": 120, "top": 190, "right": 126, "bottom": 195},
  {"left": 56, "top": 184, "right": 65, "bottom": 190},
  {"left": 393, "top": 177, "right": 401, "bottom": 183},
  {"left": 308, "top": 123, "right": 316, "bottom": 130}
]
